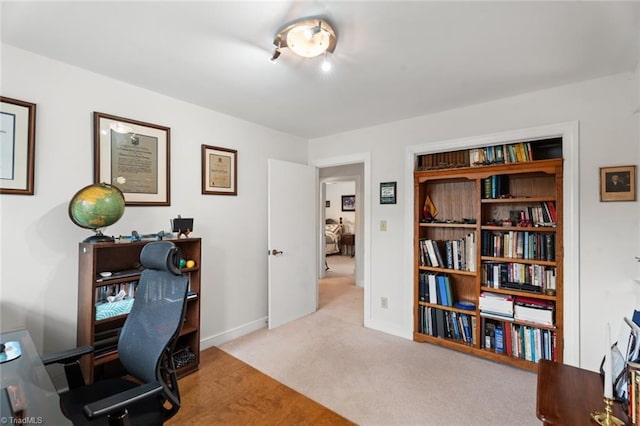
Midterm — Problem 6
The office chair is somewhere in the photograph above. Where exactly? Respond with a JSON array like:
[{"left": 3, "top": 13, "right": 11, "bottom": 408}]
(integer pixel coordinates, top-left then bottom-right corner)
[{"left": 43, "top": 241, "right": 189, "bottom": 425}]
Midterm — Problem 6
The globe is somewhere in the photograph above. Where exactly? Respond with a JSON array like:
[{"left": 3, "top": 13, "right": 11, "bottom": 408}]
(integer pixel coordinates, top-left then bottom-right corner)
[{"left": 69, "top": 183, "right": 125, "bottom": 242}]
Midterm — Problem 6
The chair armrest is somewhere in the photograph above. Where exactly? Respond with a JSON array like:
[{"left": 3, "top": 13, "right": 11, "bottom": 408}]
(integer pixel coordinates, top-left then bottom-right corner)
[
  {"left": 83, "top": 382, "right": 163, "bottom": 419},
  {"left": 41, "top": 345, "right": 94, "bottom": 366}
]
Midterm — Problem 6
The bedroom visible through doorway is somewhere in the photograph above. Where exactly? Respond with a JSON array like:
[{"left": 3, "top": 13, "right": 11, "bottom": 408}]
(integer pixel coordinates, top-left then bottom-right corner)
[{"left": 324, "top": 180, "right": 356, "bottom": 276}]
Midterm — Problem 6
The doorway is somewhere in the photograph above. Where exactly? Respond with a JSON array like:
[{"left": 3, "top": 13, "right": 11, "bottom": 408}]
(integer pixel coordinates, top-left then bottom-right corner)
[
  {"left": 313, "top": 153, "right": 371, "bottom": 327},
  {"left": 324, "top": 179, "right": 356, "bottom": 278}
]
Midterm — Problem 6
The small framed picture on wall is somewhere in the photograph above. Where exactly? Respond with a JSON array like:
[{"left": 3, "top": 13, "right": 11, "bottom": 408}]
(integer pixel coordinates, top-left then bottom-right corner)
[
  {"left": 380, "top": 181, "right": 397, "bottom": 204},
  {"left": 600, "top": 165, "right": 636, "bottom": 202},
  {"left": 342, "top": 195, "right": 355, "bottom": 211}
]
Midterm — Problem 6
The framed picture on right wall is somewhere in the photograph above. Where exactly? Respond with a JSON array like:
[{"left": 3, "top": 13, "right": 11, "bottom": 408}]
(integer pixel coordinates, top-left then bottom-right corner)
[{"left": 600, "top": 165, "right": 636, "bottom": 202}]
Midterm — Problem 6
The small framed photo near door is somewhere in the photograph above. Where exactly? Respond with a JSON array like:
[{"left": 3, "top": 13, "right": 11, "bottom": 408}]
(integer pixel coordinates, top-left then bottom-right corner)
[
  {"left": 380, "top": 181, "right": 397, "bottom": 204},
  {"left": 600, "top": 165, "right": 636, "bottom": 202}
]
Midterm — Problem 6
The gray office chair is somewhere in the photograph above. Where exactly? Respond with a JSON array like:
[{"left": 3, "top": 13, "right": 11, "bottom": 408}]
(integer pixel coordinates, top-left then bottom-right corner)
[{"left": 43, "top": 241, "right": 189, "bottom": 425}]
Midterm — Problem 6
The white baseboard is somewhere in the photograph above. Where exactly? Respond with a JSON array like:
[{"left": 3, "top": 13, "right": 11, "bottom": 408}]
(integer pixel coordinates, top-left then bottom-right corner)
[
  {"left": 200, "top": 317, "right": 268, "bottom": 350},
  {"left": 364, "top": 319, "right": 413, "bottom": 340}
]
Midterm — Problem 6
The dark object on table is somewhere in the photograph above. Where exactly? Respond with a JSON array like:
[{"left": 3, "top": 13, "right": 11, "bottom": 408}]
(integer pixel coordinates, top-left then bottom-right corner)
[
  {"left": 171, "top": 216, "right": 194, "bottom": 239},
  {"left": 42, "top": 241, "right": 189, "bottom": 425}
]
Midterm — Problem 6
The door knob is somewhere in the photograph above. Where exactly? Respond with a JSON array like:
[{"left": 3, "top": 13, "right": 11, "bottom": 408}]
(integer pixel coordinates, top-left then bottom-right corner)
[{"left": 271, "top": 249, "right": 283, "bottom": 255}]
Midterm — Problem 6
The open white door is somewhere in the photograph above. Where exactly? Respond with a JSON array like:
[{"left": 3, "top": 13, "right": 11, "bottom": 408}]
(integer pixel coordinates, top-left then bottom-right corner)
[{"left": 268, "top": 159, "right": 317, "bottom": 329}]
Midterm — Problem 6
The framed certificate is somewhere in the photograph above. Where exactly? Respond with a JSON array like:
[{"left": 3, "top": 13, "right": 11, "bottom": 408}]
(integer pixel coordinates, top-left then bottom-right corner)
[
  {"left": 201, "top": 145, "right": 237, "bottom": 195},
  {"left": 94, "top": 112, "right": 170, "bottom": 206},
  {"left": 0, "top": 97, "right": 36, "bottom": 195}
]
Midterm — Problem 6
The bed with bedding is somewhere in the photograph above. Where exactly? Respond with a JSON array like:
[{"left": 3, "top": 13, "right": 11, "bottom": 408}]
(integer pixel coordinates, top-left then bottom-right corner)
[{"left": 325, "top": 218, "right": 343, "bottom": 255}]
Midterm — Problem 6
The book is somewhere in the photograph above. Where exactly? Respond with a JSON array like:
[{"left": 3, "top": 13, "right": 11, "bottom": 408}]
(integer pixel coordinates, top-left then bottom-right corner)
[
  {"left": 461, "top": 314, "right": 472, "bottom": 343},
  {"left": 428, "top": 274, "right": 438, "bottom": 304},
  {"left": 484, "top": 320, "right": 495, "bottom": 349},
  {"left": 425, "top": 239, "right": 439, "bottom": 267},
  {"left": 435, "top": 309, "right": 446, "bottom": 338},
  {"left": 443, "top": 276, "right": 453, "bottom": 307},
  {"left": 418, "top": 272, "right": 428, "bottom": 302},
  {"left": 504, "top": 323, "right": 513, "bottom": 355},
  {"left": 432, "top": 240, "right": 445, "bottom": 269},
  {"left": 437, "top": 275, "right": 448, "bottom": 306},
  {"left": 479, "top": 292, "right": 514, "bottom": 317},
  {"left": 514, "top": 296, "right": 554, "bottom": 326},
  {"left": 495, "top": 325, "right": 504, "bottom": 353}
]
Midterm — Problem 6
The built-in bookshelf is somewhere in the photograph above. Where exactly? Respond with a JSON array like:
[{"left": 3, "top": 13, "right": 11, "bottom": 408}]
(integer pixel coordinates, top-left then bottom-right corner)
[
  {"left": 414, "top": 138, "right": 563, "bottom": 371},
  {"left": 77, "top": 238, "right": 201, "bottom": 383}
]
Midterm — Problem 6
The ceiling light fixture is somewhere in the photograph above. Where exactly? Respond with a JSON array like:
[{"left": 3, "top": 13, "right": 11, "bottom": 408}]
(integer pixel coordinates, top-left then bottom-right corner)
[{"left": 270, "top": 17, "right": 337, "bottom": 66}]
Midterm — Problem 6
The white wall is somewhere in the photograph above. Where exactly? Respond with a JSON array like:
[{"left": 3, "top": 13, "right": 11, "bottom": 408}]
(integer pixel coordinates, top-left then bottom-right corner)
[
  {"left": 325, "top": 181, "right": 356, "bottom": 232},
  {"left": 309, "top": 71, "right": 640, "bottom": 371},
  {"left": 0, "top": 45, "right": 307, "bottom": 354}
]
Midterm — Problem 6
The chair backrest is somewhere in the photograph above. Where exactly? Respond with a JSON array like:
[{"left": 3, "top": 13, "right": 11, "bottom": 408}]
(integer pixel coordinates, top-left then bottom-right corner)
[{"left": 117, "top": 241, "right": 188, "bottom": 386}]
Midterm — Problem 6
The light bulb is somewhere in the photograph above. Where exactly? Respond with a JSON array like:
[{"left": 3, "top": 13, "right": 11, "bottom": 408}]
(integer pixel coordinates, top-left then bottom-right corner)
[{"left": 321, "top": 56, "right": 332, "bottom": 72}]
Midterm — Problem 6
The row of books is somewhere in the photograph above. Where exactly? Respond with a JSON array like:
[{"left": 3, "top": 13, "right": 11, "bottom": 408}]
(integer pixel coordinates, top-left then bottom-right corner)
[
  {"left": 418, "top": 306, "right": 476, "bottom": 344},
  {"left": 418, "top": 235, "right": 476, "bottom": 272},
  {"left": 418, "top": 272, "right": 454, "bottom": 306},
  {"left": 483, "top": 318, "right": 558, "bottom": 362},
  {"left": 481, "top": 263, "right": 557, "bottom": 293},
  {"left": 470, "top": 142, "right": 534, "bottom": 167},
  {"left": 481, "top": 231, "right": 556, "bottom": 261},
  {"left": 503, "top": 203, "right": 557, "bottom": 227},
  {"left": 481, "top": 175, "right": 509, "bottom": 199},
  {"left": 480, "top": 292, "right": 556, "bottom": 326}
]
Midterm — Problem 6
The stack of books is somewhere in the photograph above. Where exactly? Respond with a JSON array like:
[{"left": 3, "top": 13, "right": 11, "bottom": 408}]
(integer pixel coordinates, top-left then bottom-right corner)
[
  {"left": 479, "top": 292, "right": 513, "bottom": 320},
  {"left": 513, "top": 296, "right": 555, "bottom": 326}
]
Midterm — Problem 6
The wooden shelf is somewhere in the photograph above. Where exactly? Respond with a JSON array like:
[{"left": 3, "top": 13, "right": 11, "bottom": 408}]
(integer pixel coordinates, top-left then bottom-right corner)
[
  {"left": 77, "top": 238, "right": 202, "bottom": 383},
  {"left": 419, "top": 222, "right": 477, "bottom": 229},
  {"left": 414, "top": 140, "right": 563, "bottom": 370}
]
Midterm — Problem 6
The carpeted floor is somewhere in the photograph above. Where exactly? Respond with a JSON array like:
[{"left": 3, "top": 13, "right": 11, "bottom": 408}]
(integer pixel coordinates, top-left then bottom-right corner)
[
  {"left": 325, "top": 254, "right": 356, "bottom": 278},
  {"left": 220, "top": 256, "right": 540, "bottom": 425}
]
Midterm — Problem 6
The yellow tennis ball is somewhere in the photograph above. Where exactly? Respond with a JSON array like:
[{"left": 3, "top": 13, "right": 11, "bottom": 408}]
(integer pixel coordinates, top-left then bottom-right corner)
[{"left": 186, "top": 260, "right": 195, "bottom": 268}]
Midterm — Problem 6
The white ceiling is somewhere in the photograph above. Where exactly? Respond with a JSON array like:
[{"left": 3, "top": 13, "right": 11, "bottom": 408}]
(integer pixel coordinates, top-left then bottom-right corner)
[{"left": 2, "top": 1, "right": 639, "bottom": 139}]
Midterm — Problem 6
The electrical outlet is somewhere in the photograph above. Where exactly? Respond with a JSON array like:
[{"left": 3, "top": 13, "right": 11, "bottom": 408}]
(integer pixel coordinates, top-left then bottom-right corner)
[
  {"left": 380, "top": 220, "right": 387, "bottom": 231},
  {"left": 381, "top": 297, "right": 388, "bottom": 309}
]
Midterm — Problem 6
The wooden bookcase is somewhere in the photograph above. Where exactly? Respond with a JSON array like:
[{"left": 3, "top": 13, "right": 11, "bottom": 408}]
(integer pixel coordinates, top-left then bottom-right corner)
[
  {"left": 414, "top": 140, "right": 563, "bottom": 371},
  {"left": 77, "top": 238, "right": 201, "bottom": 383}
]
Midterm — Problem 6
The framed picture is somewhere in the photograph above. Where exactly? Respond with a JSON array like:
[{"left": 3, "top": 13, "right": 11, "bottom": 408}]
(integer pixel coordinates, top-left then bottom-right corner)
[
  {"left": 600, "top": 165, "right": 636, "bottom": 202},
  {"left": 0, "top": 97, "right": 36, "bottom": 195},
  {"left": 325, "top": 200, "right": 330, "bottom": 208},
  {"left": 380, "top": 181, "right": 397, "bottom": 204},
  {"left": 342, "top": 194, "right": 355, "bottom": 212},
  {"left": 201, "top": 144, "right": 237, "bottom": 195},
  {"left": 94, "top": 112, "right": 170, "bottom": 206}
]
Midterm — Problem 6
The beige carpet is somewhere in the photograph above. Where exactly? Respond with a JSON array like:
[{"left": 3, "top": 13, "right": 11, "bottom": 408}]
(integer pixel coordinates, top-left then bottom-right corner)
[{"left": 220, "top": 256, "right": 539, "bottom": 425}]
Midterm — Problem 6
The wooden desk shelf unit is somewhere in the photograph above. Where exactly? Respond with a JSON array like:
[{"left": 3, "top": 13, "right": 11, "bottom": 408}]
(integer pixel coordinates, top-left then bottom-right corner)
[{"left": 77, "top": 238, "right": 201, "bottom": 383}]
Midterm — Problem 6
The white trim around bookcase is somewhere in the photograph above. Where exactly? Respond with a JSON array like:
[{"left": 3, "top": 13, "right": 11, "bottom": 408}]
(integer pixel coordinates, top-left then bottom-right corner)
[{"left": 405, "top": 120, "right": 580, "bottom": 366}]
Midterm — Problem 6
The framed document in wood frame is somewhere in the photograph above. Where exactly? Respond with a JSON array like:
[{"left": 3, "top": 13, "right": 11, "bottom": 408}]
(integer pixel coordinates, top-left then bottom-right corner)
[
  {"left": 201, "top": 144, "right": 237, "bottom": 195},
  {"left": 600, "top": 165, "right": 636, "bottom": 202},
  {"left": 0, "top": 97, "right": 36, "bottom": 195},
  {"left": 94, "top": 112, "right": 170, "bottom": 206}
]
